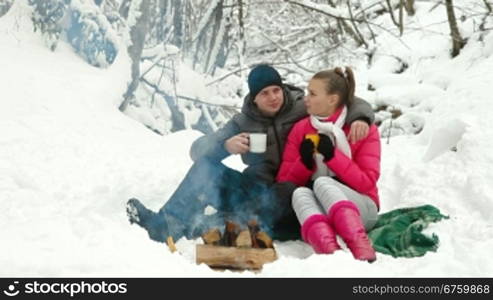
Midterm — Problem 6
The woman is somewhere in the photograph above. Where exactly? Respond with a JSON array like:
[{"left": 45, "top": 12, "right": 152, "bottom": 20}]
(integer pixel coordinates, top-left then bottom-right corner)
[{"left": 276, "top": 67, "right": 380, "bottom": 262}]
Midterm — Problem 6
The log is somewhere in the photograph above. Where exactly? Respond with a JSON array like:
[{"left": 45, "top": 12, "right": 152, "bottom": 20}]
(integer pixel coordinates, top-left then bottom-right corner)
[
  {"left": 196, "top": 245, "right": 277, "bottom": 270},
  {"left": 247, "top": 219, "right": 260, "bottom": 248},
  {"left": 255, "top": 232, "right": 274, "bottom": 249},
  {"left": 222, "top": 221, "right": 240, "bottom": 246},
  {"left": 235, "top": 230, "right": 252, "bottom": 248},
  {"left": 247, "top": 220, "right": 273, "bottom": 248},
  {"left": 202, "top": 228, "right": 222, "bottom": 245}
]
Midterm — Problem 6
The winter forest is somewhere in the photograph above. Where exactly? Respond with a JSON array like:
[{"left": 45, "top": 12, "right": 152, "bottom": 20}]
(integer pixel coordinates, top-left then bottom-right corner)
[{"left": 1, "top": 0, "right": 493, "bottom": 276}]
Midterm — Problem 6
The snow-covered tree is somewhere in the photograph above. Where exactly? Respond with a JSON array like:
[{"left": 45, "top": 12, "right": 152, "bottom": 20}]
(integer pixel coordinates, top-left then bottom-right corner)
[
  {"left": 0, "top": 0, "right": 14, "bottom": 17},
  {"left": 67, "top": 0, "right": 119, "bottom": 67},
  {"left": 28, "top": 0, "right": 118, "bottom": 66},
  {"left": 29, "top": 0, "right": 68, "bottom": 50},
  {"left": 22, "top": 0, "right": 493, "bottom": 138}
]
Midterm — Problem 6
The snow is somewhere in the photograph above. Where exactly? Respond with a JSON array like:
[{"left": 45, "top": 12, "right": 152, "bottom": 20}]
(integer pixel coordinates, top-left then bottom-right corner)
[{"left": 1, "top": 0, "right": 493, "bottom": 277}]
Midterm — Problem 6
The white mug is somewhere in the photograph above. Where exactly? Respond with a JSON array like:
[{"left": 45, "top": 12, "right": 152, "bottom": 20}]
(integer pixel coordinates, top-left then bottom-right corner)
[{"left": 249, "top": 133, "right": 267, "bottom": 153}]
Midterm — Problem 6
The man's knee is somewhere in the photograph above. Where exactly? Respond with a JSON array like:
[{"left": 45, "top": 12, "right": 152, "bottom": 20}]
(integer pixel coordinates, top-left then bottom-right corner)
[{"left": 192, "top": 157, "right": 226, "bottom": 173}]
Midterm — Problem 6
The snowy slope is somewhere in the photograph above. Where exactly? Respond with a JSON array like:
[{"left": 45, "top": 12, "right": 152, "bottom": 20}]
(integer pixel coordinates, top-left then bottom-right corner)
[
  {"left": 0, "top": 2, "right": 215, "bottom": 277},
  {"left": 1, "top": 1, "right": 493, "bottom": 277}
]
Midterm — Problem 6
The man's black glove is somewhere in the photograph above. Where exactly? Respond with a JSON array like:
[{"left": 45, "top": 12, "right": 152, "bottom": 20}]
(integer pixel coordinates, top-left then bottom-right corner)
[
  {"left": 318, "top": 134, "right": 335, "bottom": 161},
  {"left": 299, "top": 138, "right": 315, "bottom": 170}
]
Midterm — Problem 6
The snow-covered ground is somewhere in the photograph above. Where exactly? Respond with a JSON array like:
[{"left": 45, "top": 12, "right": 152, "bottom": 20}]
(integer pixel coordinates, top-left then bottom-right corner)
[{"left": 1, "top": 1, "right": 492, "bottom": 277}]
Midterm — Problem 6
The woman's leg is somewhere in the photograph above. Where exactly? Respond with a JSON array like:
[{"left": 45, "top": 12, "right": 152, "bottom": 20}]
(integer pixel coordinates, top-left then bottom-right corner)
[
  {"left": 292, "top": 187, "right": 340, "bottom": 254},
  {"left": 313, "top": 176, "right": 378, "bottom": 231},
  {"left": 313, "top": 177, "right": 377, "bottom": 261}
]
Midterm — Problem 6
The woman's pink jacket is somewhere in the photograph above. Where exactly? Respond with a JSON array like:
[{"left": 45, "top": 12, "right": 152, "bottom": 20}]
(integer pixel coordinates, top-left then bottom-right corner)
[{"left": 276, "top": 109, "right": 381, "bottom": 209}]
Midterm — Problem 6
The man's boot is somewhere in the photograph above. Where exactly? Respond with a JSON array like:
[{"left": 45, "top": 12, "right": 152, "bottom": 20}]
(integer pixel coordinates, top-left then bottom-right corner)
[{"left": 127, "top": 198, "right": 169, "bottom": 243}]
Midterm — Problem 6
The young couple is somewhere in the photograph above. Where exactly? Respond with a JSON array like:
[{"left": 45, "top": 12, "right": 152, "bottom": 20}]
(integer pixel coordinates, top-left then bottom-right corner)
[{"left": 127, "top": 64, "right": 380, "bottom": 262}]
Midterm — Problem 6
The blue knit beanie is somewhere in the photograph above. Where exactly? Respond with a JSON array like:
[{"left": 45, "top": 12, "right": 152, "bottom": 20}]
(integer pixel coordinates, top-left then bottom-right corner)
[{"left": 247, "top": 65, "right": 283, "bottom": 100}]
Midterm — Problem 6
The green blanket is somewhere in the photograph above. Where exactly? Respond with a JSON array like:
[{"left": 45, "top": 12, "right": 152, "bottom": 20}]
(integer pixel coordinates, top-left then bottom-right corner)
[
  {"left": 273, "top": 204, "right": 448, "bottom": 258},
  {"left": 368, "top": 204, "right": 449, "bottom": 258}
]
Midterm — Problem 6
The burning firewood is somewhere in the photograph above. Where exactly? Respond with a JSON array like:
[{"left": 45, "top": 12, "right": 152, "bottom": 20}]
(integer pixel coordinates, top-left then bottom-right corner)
[
  {"left": 221, "top": 221, "right": 240, "bottom": 246},
  {"left": 196, "top": 219, "right": 277, "bottom": 270},
  {"left": 247, "top": 219, "right": 273, "bottom": 248},
  {"left": 201, "top": 228, "right": 221, "bottom": 245},
  {"left": 255, "top": 232, "right": 274, "bottom": 249},
  {"left": 196, "top": 245, "right": 276, "bottom": 270},
  {"left": 247, "top": 219, "right": 260, "bottom": 248},
  {"left": 235, "top": 230, "right": 252, "bottom": 248}
]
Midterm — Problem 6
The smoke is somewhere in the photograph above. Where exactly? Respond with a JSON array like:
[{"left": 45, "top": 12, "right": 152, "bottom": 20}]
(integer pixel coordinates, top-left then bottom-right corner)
[{"left": 155, "top": 158, "right": 297, "bottom": 241}]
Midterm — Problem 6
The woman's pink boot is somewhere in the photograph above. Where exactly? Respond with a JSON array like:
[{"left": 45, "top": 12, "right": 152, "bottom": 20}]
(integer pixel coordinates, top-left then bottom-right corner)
[
  {"left": 329, "top": 201, "right": 376, "bottom": 262},
  {"left": 301, "top": 214, "right": 341, "bottom": 254}
]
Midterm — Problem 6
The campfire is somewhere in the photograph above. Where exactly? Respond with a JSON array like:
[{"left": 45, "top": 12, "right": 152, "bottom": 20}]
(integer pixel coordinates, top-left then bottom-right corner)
[{"left": 196, "top": 220, "right": 277, "bottom": 271}]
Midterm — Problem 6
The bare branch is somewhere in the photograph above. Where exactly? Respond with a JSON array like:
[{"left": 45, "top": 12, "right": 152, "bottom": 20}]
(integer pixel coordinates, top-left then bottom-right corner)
[
  {"left": 257, "top": 29, "right": 317, "bottom": 73},
  {"left": 346, "top": 0, "right": 368, "bottom": 48},
  {"left": 284, "top": 0, "right": 359, "bottom": 21},
  {"left": 483, "top": 0, "right": 492, "bottom": 13},
  {"left": 359, "top": 0, "right": 377, "bottom": 44},
  {"left": 386, "top": 0, "right": 400, "bottom": 29}
]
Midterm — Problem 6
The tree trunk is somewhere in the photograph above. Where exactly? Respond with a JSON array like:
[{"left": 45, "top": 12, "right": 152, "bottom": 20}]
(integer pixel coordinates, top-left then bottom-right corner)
[
  {"left": 119, "top": 0, "right": 151, "bottom": 112},
  {"left": 172, "top": 0, "right": 184, "bottom": 48},
  {"left": 237, "top": 0, "right": 246, "bottom": 78},
  {"left": 204, "top": 1, "right": 223, "bottom": 73},
  {"left": 214, "top": 19, "right": 231, "bottom": 72},
  {"left": 118, "top": 0, "right": 131, "bottom": 20},
  {"left": 238, "top": 0, "right": 245, "bottom": 52},
  {"left": 399, "top": 0, "right": 404, "bottom": 36},
  {"left": 156, "top": 0, "right": 167, "bottom": 43},
  {"left": 192, "top": 2, "right": 221, "bottom": 70},
  {"left": 404, "top": 0, "right": 415, "bottom": 16},
  {"left": 445, "top": 0, "right": 466, "bottom": 58}
]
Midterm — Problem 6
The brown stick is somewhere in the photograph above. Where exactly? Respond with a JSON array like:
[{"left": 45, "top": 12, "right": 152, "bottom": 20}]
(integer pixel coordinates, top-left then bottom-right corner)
[{"left": 166, "top": 236, "right": 177, "bottom": 253}]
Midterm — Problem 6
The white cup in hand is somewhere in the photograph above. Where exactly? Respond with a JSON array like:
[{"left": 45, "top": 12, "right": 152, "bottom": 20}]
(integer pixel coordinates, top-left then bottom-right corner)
[{"left": 249, "top": 133, "right": 267, "bottom": 153}]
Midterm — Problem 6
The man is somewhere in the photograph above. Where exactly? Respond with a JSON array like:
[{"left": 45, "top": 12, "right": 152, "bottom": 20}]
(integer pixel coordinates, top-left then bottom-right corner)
[{"left": 127, "top": 64, "right": 374, "bottom": 243}]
